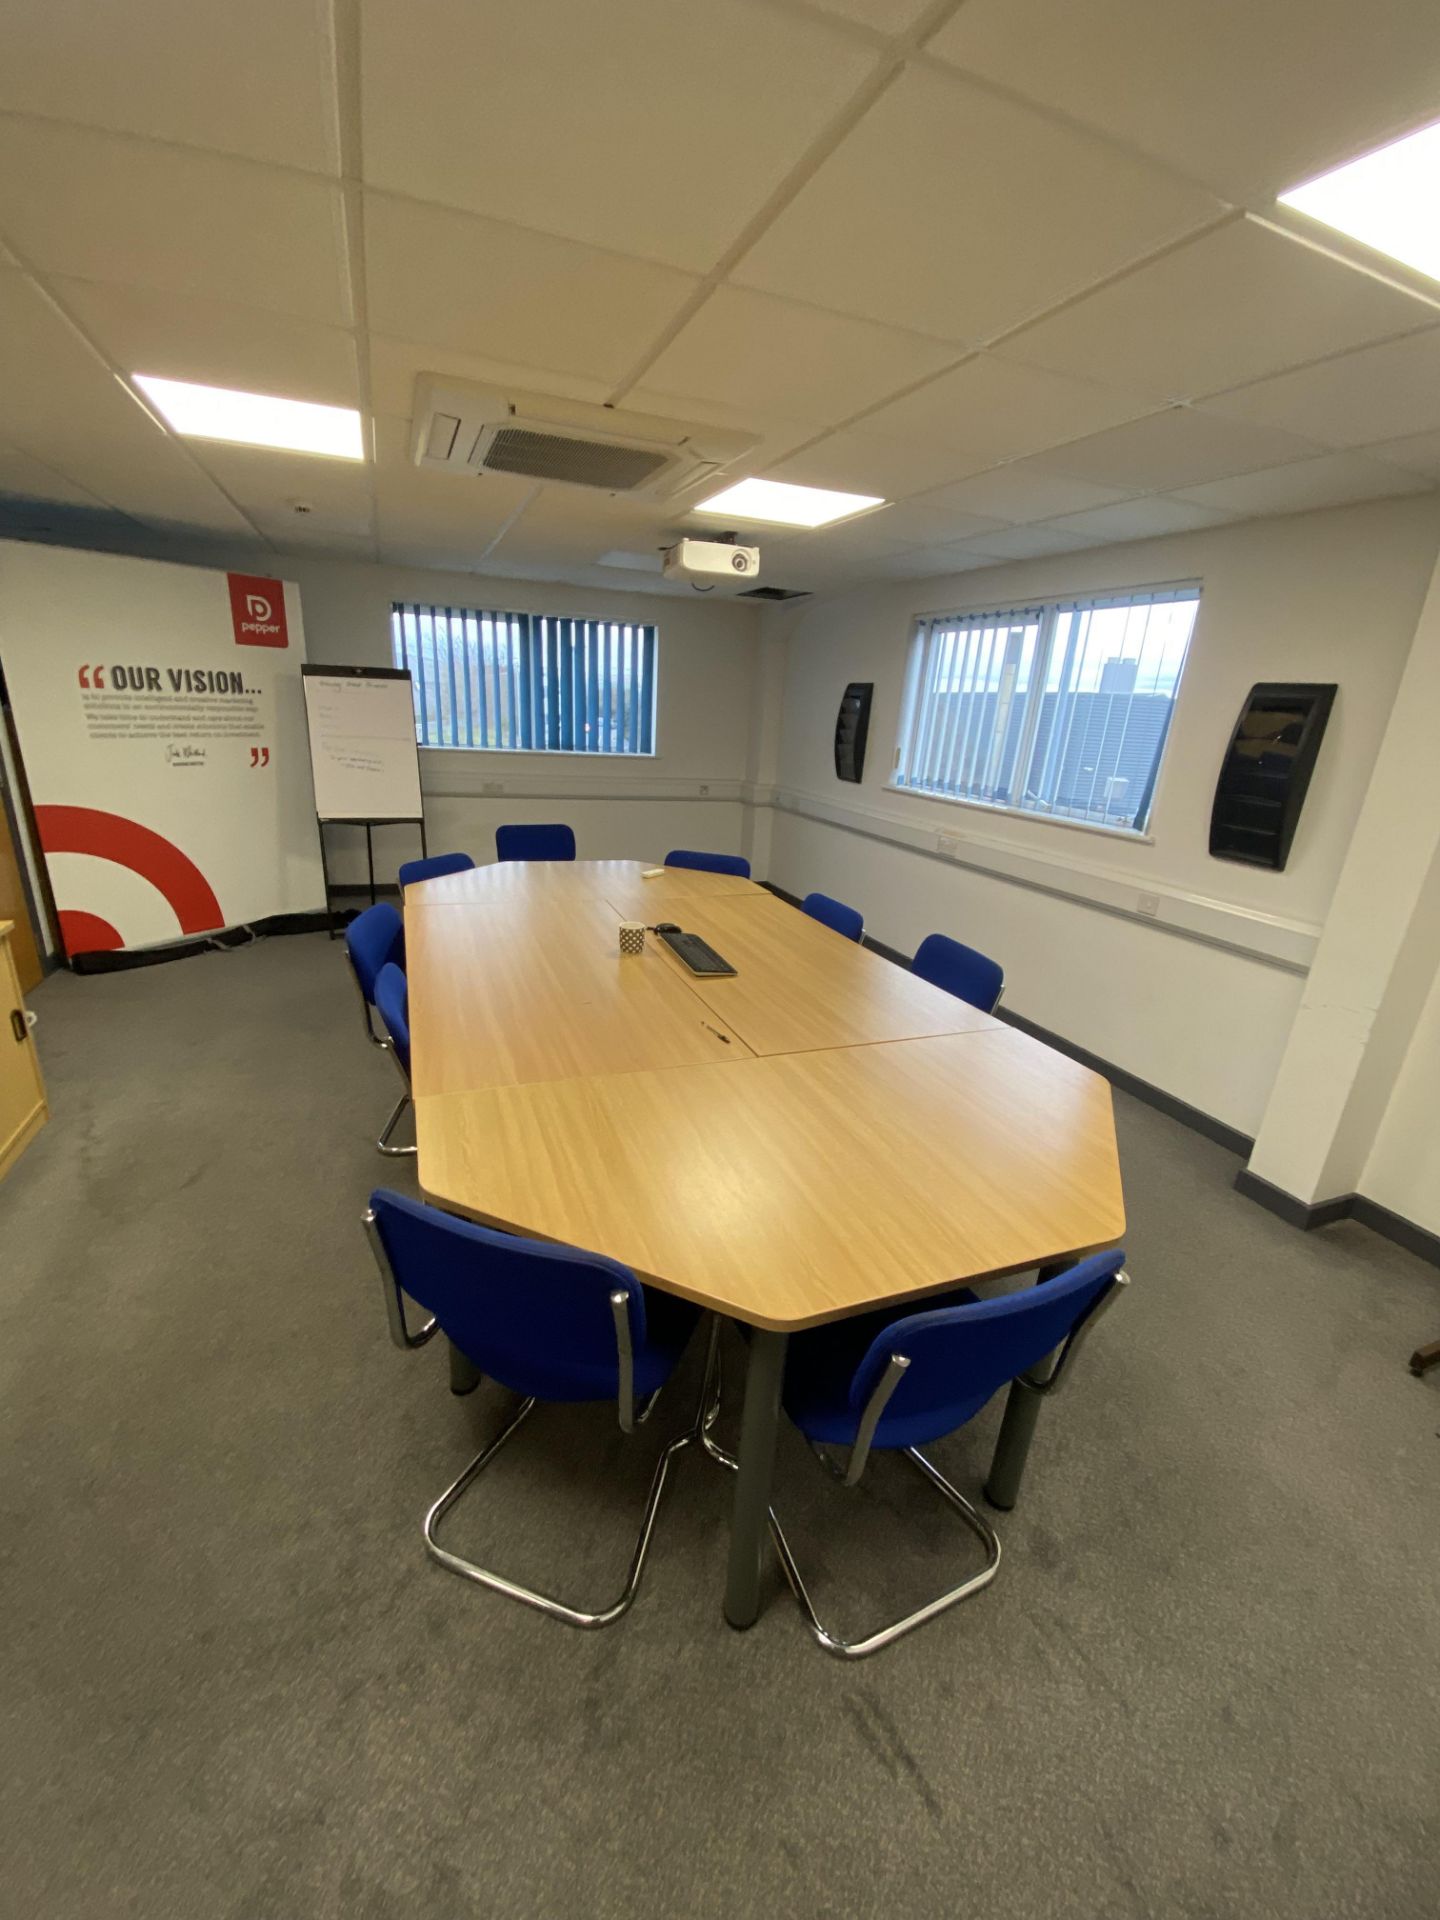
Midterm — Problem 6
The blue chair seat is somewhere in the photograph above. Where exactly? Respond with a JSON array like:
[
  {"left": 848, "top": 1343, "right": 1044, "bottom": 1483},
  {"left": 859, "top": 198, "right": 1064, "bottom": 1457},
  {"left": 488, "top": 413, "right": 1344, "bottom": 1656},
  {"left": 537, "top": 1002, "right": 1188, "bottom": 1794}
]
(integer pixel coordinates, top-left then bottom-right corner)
[
  {"left": 782, "top": 1289, "right": 984, "bottom": 1447},
  {"left": 399, "top": 851, "right": 475, "bottom": 889},
  {"left": 665, "top": 849, "right": 751, "bottom": 878},
  {"left": 496, "top": 823, "right": 576, "bottom": 862}
]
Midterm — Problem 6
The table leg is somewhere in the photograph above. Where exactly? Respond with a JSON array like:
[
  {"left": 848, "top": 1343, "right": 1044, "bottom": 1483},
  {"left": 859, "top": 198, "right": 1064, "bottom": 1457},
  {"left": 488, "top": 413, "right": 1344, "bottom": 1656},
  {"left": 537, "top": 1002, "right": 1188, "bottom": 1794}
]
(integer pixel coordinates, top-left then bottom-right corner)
[
  {"left": 723, "top": 1328, "right": 788, "bottom": 1630},
  {"left": 448, "top": 1340, "right": 482, "bottom": 1396},
  {"left": 984, "top": 1261, "right": 1065, "bottom": 1512}
]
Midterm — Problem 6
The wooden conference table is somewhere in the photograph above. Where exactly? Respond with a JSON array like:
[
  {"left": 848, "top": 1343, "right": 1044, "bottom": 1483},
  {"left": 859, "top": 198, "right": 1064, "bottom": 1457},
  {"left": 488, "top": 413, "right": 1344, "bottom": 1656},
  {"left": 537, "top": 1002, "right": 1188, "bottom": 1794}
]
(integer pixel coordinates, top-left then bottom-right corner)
[{"left": 405, "top": 859, "right": 1125, "bottom": 1629}]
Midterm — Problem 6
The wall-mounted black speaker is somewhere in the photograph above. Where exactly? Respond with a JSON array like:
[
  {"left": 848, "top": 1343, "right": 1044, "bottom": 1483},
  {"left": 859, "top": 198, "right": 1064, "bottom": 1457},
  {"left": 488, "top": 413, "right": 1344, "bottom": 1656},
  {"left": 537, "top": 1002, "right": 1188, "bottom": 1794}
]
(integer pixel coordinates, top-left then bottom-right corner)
[
  {"left": 834, "top": 682, "right": 873, "bottom": 784},
  {"left": 1209, "top": 682, "right": 1336, "bottom": 871}
]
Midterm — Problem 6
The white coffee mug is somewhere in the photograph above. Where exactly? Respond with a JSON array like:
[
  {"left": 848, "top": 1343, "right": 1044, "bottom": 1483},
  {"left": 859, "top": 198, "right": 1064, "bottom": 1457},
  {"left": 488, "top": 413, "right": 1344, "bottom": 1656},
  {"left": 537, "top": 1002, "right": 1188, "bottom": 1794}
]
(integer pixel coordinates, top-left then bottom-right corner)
[{"left": 619, "top": 921, "right": 646, "bottom": 956}]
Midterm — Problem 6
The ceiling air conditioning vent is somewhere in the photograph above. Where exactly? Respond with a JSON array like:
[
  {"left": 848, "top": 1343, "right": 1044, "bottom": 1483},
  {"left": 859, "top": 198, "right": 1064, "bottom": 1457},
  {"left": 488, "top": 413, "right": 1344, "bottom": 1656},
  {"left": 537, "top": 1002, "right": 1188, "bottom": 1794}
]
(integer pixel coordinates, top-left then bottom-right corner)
[
  {"left": 483, "top": 428, "right": 671, "bottom": 491},
  {"left": 411, "top": 376, "right": 755, "bottom": 503}
]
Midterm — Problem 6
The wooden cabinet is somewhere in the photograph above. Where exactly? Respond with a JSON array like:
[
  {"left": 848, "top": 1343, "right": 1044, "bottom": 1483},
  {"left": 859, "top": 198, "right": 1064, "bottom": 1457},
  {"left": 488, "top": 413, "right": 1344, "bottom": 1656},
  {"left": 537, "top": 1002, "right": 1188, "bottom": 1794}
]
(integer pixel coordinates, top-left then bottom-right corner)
[{"left": 0, "top": 920, "right": 47, "bottom": 1180}]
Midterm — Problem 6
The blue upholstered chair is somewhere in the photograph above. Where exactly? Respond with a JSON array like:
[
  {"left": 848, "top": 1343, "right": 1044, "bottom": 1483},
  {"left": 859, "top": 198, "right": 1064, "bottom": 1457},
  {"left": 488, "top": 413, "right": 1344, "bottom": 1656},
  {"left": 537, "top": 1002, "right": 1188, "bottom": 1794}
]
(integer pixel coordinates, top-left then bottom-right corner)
[
  {"left": 767, "top": 1251, "right": 1129, "bottom": 1657},
  {"left": 495, "top": 823, "right": 576, "bottom": 862},
  {"left": 664, "top": 849, "right": 752, "bottom": 878},
  {"left": 801, "top": 891, "right": 864, "bottom": 943},
  {"left": 399, "top": 850, "right": 475, "bottom": 889},
  {"left": 344, "top": 902, "right": 404, "bottom": 1046},
  {"left": 364, "top": 1190, "right": 710, "bottom": 1628},
  {"left": 372, "top": 961, "right": 416, "bottom": 1158},
  {"left": 912, "top": 932, "right": 1005, "bottom": 1015}
]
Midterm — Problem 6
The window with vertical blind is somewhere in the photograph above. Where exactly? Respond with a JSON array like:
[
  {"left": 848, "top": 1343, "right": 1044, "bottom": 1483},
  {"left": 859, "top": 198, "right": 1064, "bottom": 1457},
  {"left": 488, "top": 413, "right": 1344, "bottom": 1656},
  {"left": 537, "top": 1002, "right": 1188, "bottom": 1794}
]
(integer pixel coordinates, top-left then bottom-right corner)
[
  {"left": 893, "top": 584, "right": 1200, "bottom": 836},
  {"left": 390, "top": 603, "right": 658, "bottom": 754}
]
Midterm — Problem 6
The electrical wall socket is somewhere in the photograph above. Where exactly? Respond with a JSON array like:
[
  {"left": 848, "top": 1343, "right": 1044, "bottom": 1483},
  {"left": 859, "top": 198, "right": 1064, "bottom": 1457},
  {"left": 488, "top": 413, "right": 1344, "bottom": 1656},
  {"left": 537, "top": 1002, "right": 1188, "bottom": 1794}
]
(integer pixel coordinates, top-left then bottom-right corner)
[
  {"left": 482, "top": 780, "right": 504, "bottom": 796},
  {"left": 1137, "top": 892, "right": 1161, "bottom": 918},
  {"left": 936, "top": 831, "right": 962, "bottom": 858},
  {"left": 698, "top": 783, "right": 710, "bottom": 796}
]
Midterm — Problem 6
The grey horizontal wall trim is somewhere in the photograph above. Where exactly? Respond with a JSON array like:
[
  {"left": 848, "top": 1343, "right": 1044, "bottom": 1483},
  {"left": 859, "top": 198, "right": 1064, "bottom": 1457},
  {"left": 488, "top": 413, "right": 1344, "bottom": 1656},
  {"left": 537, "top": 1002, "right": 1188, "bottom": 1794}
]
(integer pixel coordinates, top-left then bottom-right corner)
[
  {"left": 765, "top": 786, "right": 1318, "bottom": 974},
  {"left": 1234, "top": 1170, "right": 1440, "bottom": 1270},
  {"left": 419, "top": 761, "right": 747, "bottom": 805},
  {"left": 855, "top": 922, "right": 1257, "bottom": 1159}
]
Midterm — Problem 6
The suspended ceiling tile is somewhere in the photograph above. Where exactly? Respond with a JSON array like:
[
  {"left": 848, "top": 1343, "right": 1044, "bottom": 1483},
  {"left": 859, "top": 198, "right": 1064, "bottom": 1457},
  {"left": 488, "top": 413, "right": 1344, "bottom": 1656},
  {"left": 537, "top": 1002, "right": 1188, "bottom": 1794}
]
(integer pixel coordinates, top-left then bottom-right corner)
[
  {"left": 999, "top": 218, "right": 1439, "bottom": 404},
  {"left": 184, "top": 441, "right": 375, "bottom": 538},
  {"left": 360, "top": 0, "right": 876, "bottom": 271},
  {"left": 961, "top": 523, "right": 1107, "bottom": 560},
  {"left": 807, "top": 0, "right": 935, "bottom": 28},
  {"left": 1033, "top": 406, "right": 1323, "bottom": 492},
  {"left": 858, "top": 355, "right": 1158, "bottom": 473},
  {"left": 0, "top": 444, "right": 111, "bottom": 508},
  {"left": 639, "top": 287, "right": 959, "bottom": 427},
  {"left": 866, "top": 499, "right": 1011, "bottom": 543},
  {"left": 0, "top": 270, "right": 258, "bottom": 534},
  {"left": 367, "top": 335, "right": 612, "bottom": 421},
  {"left": 1173, "top": 450, "right": 1427, "bottom": 517},
  {"left": 868, "top": 546, "right": 1001, "bottom": 579},
  {"left": 1040, "top": 496, "right": 1236, "bottom": 542},
  {"left": 372, "top": 413, "right": 538, "bottom": 545},
  {"left": 1198, "top": 328, "right": 1440, "bottom": 449},
  {"left": 0, "top": 1, "right": 340, "bottom": 173},
  {"left": 623, "top": 385, "right": 815, "bottom": 476},
  {"left": 364, "top": 194, "right": 696, "bottom": 384},
  {"left": 54, "top": 279, "right": 361, "bottom": 407},
  {"left": 733, "top": 64, "right": 1221, "bottom": 345},
  {"left": 914, "top": 463, "right": 1135, "bottom": 524},
  {"left": 0, "top": 120, "right": 350, "bottom": 324},
  {"left": 928, "top": 0, "right": 1440, "bottom": 205},
  {"left": 1364, "top": 429, "right": 1440, "bottom": 480},
  {"left": 767, "top": 426, "right": 1005, "bottom": 497}
]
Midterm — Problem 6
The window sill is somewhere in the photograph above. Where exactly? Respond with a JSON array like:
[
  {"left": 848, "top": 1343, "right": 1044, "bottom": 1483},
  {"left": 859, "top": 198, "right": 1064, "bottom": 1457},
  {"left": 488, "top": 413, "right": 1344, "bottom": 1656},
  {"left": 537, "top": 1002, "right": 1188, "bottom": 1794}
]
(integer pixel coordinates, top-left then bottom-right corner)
[{"left": 883, "top": 783, "right": 1155, "bottom": 847}]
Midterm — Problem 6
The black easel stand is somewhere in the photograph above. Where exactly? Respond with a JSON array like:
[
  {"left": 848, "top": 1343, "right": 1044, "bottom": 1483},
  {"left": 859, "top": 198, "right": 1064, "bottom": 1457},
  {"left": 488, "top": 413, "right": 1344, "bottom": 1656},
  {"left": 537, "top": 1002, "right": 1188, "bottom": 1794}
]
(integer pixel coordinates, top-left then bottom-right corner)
[{"left": 317, "top": 814, "right": 428, "bottom": 937}]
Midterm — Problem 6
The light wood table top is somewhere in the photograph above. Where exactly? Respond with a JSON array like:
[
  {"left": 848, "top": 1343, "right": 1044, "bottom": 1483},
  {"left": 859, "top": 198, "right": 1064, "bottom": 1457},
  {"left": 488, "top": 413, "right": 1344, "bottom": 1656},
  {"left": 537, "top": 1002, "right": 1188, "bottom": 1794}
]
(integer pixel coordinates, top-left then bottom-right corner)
[
  {"left": 406, "top": 860, "right": 1124, "bottom": 1330},
  {"left": 406, "top": 893, "right": 750, "bottom": 1096},
  {"left": 417, "top": 1025, "right": 1125, "bottom": 1330},
  {"left": 406, "top": 857, "right": 764, "bottom": 918},
  {"left": 646, "top": 892, "right": 996, "bottom": 1056}
]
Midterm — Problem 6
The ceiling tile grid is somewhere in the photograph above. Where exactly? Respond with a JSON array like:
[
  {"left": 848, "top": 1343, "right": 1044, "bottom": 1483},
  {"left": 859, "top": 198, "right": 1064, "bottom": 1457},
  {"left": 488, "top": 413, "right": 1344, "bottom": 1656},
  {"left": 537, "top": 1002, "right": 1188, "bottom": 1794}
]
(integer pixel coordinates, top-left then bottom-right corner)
[{"left": 0, "top": 0, "right": 1436, "bottom": 588}]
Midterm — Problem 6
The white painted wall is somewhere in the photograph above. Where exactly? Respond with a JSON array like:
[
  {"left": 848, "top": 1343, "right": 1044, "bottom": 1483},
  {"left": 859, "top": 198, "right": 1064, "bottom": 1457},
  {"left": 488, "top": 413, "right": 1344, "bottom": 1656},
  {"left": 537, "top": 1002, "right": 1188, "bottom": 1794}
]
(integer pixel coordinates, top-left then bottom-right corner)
[
  {"left": 764, "top": 495, "right": 1440, "bottom": 1136},
  {"left": 270, "top": 553, "right": 761, "bottom": 882},
  {"left": 1362, "top": 957, "right": 1440, "bottom": 1235}
]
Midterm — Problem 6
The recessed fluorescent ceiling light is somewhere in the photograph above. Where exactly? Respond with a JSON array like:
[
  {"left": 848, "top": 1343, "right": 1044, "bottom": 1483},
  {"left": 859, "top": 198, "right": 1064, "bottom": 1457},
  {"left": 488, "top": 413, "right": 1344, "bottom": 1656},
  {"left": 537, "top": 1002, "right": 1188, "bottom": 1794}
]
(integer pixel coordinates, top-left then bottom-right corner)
[
  {"left": 133, "top": 375, "right": 364, "bottom": 459},
  {"left": 694, "top": 477, "right": 884, "bottom": 528},
  {"left": 1280, "top": 119, "right": 1440, "bottom": 283}
]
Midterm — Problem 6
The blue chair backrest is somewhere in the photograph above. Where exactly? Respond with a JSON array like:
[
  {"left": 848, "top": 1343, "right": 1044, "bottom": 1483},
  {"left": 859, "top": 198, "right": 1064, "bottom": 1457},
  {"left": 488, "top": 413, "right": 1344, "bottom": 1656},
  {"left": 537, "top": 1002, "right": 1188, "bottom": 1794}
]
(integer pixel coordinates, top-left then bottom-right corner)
[
  {"left": 496, "top": 823, "right": 576, "bottom": 862},
  {"left": 369, "top": 1190, "right": 648, "bottom": 1401},
  {"left": 374, "top": 962, "right": 410, "bottom": 1075},
  {"left": 851, "top": 1253, "right": 1126, "bottom": 1451},
  {"left": 912, "top": 932, "right": 1004, "bottom": 1014},
  {"left": 802, "top": 891, "right": 863, "bottom": 942},
  {"left": 345, "top": 902, "right": 404, "bottom": 1006},
  {"left": 665, "top": 849, "right": 752, "bottom": 878},
  {"left": 399, "top": 851, "right": 474, "bottom": 889}
]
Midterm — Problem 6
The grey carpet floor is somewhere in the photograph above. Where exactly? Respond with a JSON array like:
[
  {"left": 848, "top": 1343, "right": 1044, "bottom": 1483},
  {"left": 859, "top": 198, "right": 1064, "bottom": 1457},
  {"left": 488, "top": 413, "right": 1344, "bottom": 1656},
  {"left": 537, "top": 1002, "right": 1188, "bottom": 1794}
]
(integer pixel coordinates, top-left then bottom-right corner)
[{"left": 1, "top": 933, "right": 1437, "bottom": 1920}]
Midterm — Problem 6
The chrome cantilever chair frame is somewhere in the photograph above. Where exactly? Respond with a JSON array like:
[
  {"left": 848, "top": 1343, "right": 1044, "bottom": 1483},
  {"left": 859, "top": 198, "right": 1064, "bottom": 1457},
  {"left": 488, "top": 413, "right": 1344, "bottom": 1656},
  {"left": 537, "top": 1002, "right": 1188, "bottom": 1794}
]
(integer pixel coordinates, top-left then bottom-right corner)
[
  {"left": 375, "top": 1036, "right": 416, "bottom": 1158},
  {"left": 747, "top": 1271, "right": 1131, "bottom": 1659},
  {"left": 349, "top": 961, "right": 388, "bottom": 1048},
  {"left": 366, "top": 1208, "right": 722, "bottom": 1630}
]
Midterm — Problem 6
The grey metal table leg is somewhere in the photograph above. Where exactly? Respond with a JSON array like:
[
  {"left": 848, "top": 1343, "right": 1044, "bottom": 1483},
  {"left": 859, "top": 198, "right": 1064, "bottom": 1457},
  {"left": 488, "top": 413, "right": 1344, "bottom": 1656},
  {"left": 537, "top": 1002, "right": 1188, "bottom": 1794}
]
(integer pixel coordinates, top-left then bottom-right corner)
[
  {"left": 723, "top": 1328, "right": 788, "bottom": 1630},
  {"left": 984, "top": 1378, "right": 1045, "bottom": 1510},
  {"left": 448, "top": 1340, "right": 482, "bottom": 1396},
  {"left": 984, "top": 1262, "right": 1065, "bottom": 1511}
]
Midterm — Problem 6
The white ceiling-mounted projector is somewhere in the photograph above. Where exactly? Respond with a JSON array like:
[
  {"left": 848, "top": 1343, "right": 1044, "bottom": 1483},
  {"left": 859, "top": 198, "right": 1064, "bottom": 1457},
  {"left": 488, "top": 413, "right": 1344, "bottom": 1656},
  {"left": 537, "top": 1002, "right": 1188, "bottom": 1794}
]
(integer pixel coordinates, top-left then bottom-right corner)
[{"left": 662, "top": 537, "right": 761, "bottom": 585}]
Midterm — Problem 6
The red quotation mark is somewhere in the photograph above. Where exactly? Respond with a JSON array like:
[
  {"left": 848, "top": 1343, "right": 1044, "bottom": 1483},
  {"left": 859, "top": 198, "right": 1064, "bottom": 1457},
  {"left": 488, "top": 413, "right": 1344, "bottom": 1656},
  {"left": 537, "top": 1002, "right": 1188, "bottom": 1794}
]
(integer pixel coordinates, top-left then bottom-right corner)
[
  {"left": 77, "top": 663, "right": 107, "bottom": 689},
  {"left": 248, "top": 746, "right": 271, "bottom": 767}
]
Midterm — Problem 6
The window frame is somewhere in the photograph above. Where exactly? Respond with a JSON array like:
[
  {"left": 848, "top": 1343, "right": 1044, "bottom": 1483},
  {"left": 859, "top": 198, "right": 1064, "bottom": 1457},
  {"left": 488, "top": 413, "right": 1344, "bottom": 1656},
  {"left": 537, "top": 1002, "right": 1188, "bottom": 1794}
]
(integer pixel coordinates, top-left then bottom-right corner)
[
  {"left": 889, "top": 579, "right": 1201, "bottom": 844},
  {"left": 389, "top": 601, "right": 661, "bottom": 758}
]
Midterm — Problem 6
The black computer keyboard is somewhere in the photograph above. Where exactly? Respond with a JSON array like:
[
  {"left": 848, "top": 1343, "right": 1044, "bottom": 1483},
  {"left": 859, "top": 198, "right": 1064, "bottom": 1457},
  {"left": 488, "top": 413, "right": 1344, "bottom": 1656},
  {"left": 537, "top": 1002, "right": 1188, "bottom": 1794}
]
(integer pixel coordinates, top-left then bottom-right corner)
[{"left": 655, "top": 925, "right": 737, "bottom": 976}]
